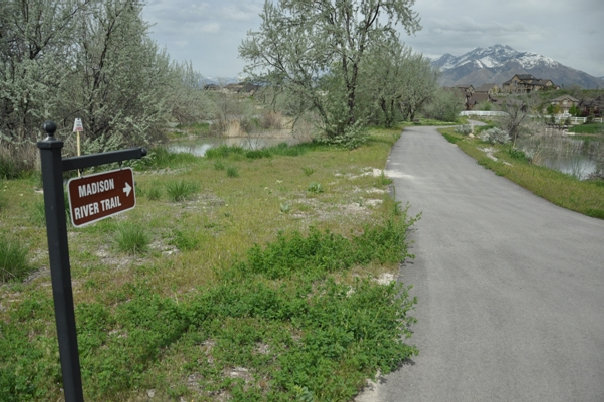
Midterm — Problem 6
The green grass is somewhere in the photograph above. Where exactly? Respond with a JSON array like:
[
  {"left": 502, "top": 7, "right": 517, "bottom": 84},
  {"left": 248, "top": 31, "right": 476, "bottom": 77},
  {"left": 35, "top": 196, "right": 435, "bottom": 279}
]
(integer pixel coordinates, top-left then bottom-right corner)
[
  {"left": 0, "top": 126, "right": 418, "bottom": 400},
  {"left": 166, "top": 180, "right": 199, "bottom": 201},
  {"left": 439, "top": 127, "right": 604, "bottom": 218},
  {"left": 226, "top": 166, "right": 239, "bottom": 178},
  {"left": 572, "top": 122, "right": 604, "bottom": 134},
  {"left": 115, "top": 222, "right": 149, "bottom": 254},
  {"left": 0, "top": 235, "right": 31, "bottom": 282}
]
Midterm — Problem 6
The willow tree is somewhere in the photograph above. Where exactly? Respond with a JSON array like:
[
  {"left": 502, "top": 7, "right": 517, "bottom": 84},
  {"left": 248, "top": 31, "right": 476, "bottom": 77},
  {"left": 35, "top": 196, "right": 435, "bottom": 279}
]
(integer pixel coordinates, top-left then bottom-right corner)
[{"left": 240, "top": 0, "right": 420, "bottom": 138}]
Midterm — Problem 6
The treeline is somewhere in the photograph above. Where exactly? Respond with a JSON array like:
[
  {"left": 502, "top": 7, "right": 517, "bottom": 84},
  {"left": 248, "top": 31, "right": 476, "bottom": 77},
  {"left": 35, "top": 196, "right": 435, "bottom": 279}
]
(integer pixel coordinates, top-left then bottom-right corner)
[
  {"left": 0, "top": 0, "right": 206, "bottom": 173},
  {"left": 1, "top": 0, "right": 464, "bottom": 176},
  {"left": 239, "top": 0, "right": 462, "bottom": 141}
]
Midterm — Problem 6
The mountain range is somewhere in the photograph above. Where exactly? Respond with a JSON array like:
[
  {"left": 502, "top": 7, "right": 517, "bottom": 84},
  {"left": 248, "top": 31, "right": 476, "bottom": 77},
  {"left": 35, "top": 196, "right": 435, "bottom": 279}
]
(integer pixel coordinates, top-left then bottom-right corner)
[{"left": 431, "top": 45, "right": 603, "bottom": 89}]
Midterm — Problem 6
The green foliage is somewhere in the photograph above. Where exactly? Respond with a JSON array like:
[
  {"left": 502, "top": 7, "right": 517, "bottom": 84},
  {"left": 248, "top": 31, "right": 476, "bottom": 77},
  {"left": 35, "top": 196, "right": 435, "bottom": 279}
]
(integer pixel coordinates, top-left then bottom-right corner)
[
  {"left": 307, "top": 182, "right": 324, "bottom": 193},
  {"left": 133, "top": 148, "right": 199, "bottom": 171},
  {"left": 145, "top": 185, "right": 162, "bottom": 201},
  {"left": 170, "top": 229, "right": 200, "bottom": 251},
  {"left": 226, "top": 166, "right": 239, "bottom": 178},
  {"left": 166, "top": 180, "right": 199, "bottom": 201},
  {"left": 506, "top": 147, "right": 529, "bottom": 162},
  {"left": 213, "top": 160, "right": 225, "bottom": 170},
  {"left": 0, "top": 126, "right": 420, "bottom": 400},
  {"left": 573, "top": 123, "right": 604, "bottom": 134},
  {"left": 240, "top": 0, "right": 420, "bottom": 137},
  {"left": 422, "top": 88, "right": 463, "bottom": 122},
  {"left": 205, "top": 145, "right": 245, "bottom": 159},
  {"left": 455, "top": 124, "right": 473, "bottom": 135},
  {"left": 0, "top": 157, "right": 21, "bottom": 180},
  {"left": 441, "top": 131, "right": 461, "bottom": 144},
  {"left": 302, "top": 167, "right": 315, "bottom": 176},
  {"left": 245, "top": 149, "right": 272, "bottom": 159},
  {"left": 235, "top": 216, "right": 416, "bottom": 281},
  {"left": 480, "top": 127, "right": 510, "bottom": 144},
  {"left": 377, "top": 171, "right": 393, "bottom": 186},
  {"left": 115, "top": 222, "right": 149, "bottom": 254},
  {"left": 315, "top": 123, "right": 369, "bottom": 149},
  {"left": 0, "top": 235, "right": 31, "bottom": 282}
]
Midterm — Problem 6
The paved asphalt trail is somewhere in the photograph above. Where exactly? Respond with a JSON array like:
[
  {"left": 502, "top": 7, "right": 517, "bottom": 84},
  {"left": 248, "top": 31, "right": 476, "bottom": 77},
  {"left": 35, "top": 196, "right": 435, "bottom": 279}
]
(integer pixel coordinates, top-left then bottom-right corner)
[{"left": 357, "top": 126, "right": 604, "bottom": 402}]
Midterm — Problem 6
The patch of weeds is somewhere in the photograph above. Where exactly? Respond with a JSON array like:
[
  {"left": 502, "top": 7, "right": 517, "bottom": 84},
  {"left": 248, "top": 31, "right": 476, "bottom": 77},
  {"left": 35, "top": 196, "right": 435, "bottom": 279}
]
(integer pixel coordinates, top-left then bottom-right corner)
[
  {"left": 115, "top": 222, "right": 149, "bottom": 254},
  {"left": 279, "top": 202, "right": 291, "bottom": 213},
  {"left": 226, "top": 167, "right": 239, "bottom": 178},
  {"left": 0, "top": 157, "right": 21, "bottom": 179},
  {"left": 213, "top": 160, "right": 225, "bottom": 170},
  {"left": 234, "top": 214, "right": 417, "bottom": 280},
  {"left": 302, "top": 167, "right": 315, "bottom": 176},
  {"left": 30, "top": 200, "right": 46, "bottom": 225},
  {"left": 506, "top": 146, "right": 529, "bottom": 162},
  {"left": 245, "top": 149, "right": 271, "bottom": 159},
  {"left": 441, "top": 131, "right": 461, "bottom": 144},
  {"left": 170, "top": 229, "right": 199, "bottom": 251},
  {"left": 0, "top": 235, "right": 32, "bottom": 283},
  {"left": 205, "top": 145, "right": 244, "bottom": 160},
  {"left": 270, "top": 142, "right": 308, "bottom": 157},
  {"left": 131, "top": 147, "right": 198, "bottom": 170},
  {"left": 145, "top": 185, "right": 162, "bottom": 201},
  {"left": 377, "top": 171, "right": 392, "bottom": 186},
  {"left": 166, "top": 180, "right": 199, "bottom": 202},
  {"left": 307, "top": 182, "right": 323, "bottom": 193}
]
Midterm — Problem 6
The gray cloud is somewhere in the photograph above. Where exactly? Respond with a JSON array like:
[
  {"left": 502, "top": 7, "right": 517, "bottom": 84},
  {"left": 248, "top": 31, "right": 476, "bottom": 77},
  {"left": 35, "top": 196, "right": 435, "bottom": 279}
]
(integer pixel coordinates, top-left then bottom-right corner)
[{"left": 142, "top": 0, "right": 604, "bottom": 78}]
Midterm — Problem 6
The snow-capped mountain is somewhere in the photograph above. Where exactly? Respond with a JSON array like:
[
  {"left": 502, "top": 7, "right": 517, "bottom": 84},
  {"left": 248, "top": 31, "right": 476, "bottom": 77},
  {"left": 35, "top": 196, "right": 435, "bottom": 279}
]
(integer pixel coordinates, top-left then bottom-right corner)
[{"left": 432, "top": 45, "right": 602, "bottom": 89}]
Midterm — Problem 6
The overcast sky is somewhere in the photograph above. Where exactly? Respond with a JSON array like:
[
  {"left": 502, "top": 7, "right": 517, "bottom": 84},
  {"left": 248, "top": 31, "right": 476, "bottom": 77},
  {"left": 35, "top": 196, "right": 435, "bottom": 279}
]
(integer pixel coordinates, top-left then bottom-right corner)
[{"left": 141, "top": 0, "right": 604, "bottom": 79}]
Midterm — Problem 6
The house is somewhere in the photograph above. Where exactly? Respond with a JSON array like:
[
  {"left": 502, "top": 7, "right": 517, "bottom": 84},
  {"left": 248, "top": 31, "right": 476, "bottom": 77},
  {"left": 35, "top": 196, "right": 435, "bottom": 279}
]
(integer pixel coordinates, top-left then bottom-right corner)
[
  {"left": 475, "top": 83, "right": 500, "bottom": 95},
  {"left": 502, "top": 74, "right": 558, "bottom": 93},
  {"left": 578, "top": 95, "right": 603, "bottom": 117},
  {"left": 550, "top": 95, "right": 579, "bottom": 114},
  {"left": 446, "top": 85, "right": 475, "bottom": 110}
]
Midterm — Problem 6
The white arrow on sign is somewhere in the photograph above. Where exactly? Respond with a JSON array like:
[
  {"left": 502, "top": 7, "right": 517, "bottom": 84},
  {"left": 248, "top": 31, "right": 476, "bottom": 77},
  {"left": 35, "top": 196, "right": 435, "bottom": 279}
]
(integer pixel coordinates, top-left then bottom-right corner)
[{"left": 123, "top": 182, "right": 132, "bottom": 197}]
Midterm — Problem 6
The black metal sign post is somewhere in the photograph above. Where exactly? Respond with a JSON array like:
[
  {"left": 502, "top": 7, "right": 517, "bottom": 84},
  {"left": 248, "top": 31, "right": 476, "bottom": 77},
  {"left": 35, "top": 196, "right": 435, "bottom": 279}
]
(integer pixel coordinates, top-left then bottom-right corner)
[{"left": 37, "top": 121, "right": 146, "bottom": 401}]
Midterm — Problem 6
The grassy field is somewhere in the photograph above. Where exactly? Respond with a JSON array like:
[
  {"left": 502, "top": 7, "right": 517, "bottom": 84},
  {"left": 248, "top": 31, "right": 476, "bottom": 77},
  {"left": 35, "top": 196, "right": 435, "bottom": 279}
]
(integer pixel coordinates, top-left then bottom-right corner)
[
  {"left": 0, "top": 127, "right": 419, "bottom": 400},
  {"left": 439, "top": 127, "right": 604, "bottom": 219}
]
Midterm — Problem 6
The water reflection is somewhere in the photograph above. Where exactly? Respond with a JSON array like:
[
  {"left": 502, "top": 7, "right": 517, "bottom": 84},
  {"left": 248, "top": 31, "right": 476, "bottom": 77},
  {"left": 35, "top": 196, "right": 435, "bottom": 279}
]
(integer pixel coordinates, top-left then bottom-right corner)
[
  {"left": 168, "top": 136, "right": 301, "bottom": 157},
  {"left": 517, "top": 135, "right": 602, "bottom": 180}
]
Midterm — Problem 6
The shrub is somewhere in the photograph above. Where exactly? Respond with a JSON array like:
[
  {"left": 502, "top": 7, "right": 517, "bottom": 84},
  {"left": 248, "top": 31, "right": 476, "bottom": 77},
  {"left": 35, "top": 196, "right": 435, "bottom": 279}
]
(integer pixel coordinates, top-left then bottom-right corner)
[
  {"left": 315, "top": 124, "right": 369, "bottom": 150},
  {"left": 0, "top": 235, "right": 32, "bottom": 282},
  {"left": 455, "top": 124, "right": 473, "bottom": 135},
  {"left": 506, "top": 147, "right": 529, "bottom": 162},
  {"left": 480, "top": 127, "right": 510, "bottom": 144}
]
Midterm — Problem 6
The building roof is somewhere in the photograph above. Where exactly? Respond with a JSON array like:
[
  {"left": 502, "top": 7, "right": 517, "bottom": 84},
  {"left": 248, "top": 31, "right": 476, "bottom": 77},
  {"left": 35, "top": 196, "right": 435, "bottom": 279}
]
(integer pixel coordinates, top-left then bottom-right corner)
[
  {"left": 475, "top": 83, "right": 497, "bottom": 92},
  {"left": 551, "top": 95, "right": 579, "bottom": 103}
]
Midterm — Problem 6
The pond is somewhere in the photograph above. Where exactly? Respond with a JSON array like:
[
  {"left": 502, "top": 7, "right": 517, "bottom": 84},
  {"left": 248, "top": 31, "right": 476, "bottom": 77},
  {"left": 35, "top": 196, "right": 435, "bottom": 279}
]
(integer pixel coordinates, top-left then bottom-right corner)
[
  {"left": 517, "top": 134, "right": 602, "bottom": 180},
  {"left": 168, "top": 136, "right": 302, "bottom": 157}
]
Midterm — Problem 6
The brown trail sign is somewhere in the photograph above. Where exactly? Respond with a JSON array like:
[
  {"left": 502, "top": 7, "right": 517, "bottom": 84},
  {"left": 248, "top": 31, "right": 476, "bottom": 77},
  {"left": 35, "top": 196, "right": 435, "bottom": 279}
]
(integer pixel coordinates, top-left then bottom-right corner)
[{"left": 67, "top": 168, "right": 135, "bottom": 227}]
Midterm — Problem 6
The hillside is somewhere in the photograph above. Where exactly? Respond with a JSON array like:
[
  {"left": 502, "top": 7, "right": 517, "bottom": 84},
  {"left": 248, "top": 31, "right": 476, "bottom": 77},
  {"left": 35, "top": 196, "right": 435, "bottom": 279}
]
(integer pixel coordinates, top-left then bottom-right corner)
[{"left": 432, "top": 45, "right": 603, "bottom": 89}]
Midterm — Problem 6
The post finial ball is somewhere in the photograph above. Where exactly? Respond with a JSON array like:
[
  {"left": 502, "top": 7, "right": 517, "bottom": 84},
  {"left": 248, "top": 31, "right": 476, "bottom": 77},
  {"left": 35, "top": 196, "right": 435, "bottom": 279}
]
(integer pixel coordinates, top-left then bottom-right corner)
[{"left": 43, "top": 120, "right": 57, "bottom": 137}]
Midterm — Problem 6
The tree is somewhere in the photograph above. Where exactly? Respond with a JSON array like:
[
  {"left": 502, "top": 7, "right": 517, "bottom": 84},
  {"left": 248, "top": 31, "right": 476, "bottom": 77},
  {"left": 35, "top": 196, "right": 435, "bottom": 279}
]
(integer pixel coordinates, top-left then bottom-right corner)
[
  {"left": 1, "top": 0, "right": 196, "bottom": 167},
  {"left": 0, "top": 0, "right": 87, "bottom": 144},
  {"left": 239, "top": 0, "right": 420, "bottom": 138},
  {"left": 422, "top": 88, "right": 463, "bottom": 122},
  {"left": 501, "top": 95, "right": 533, "bottom": 146},
  {"left": 60, "top": 0, "right": 174, "bottom": 152},
  {"left": 358, "top": 39, "right": 437, "bottom": 126}
]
